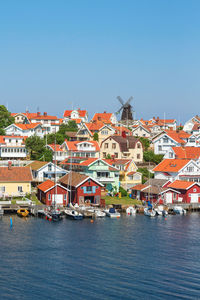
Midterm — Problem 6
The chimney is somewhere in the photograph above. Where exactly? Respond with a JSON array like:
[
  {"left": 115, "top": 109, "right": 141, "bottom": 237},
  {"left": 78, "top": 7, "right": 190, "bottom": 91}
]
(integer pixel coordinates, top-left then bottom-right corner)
[
  {"left": 104, "top": 111, "right": 106, "bottom": 113},
  {"left": 8, "top": 161, "right": 12, "bottom": 170},
  {"left": 37, "top": 112, "right": 41, "bottom": 117},
  {"left": 43, "top": 112, "right": 47, "bottom": 116},
  {"left": 153, "top": 116, "right": 155, "bottom": 120},
  {"left": 26, "top": 110, "right": 29, "bottom": 114}
]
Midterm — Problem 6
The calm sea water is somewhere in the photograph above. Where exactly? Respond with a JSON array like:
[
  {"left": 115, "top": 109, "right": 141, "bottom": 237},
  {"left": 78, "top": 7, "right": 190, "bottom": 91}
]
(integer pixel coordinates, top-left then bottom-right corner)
[{"left": 0, "top": 213, "right": 200, "bottom": 300}]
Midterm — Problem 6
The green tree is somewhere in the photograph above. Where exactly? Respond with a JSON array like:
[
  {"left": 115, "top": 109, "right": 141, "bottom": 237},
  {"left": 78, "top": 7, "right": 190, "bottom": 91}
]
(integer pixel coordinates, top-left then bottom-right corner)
[
  {"left": 105, "top": 154, "right": 111, "bottom": 159},
  {"left": 26, "top": 136, "right": 46, "bottom": 160},
  {"left": 42, "top": 148, "right": 53, "bottom": 161},
  {"left": 59, "top": 121, "right": 78, "bottom": 135},
  {"left": 0, "top": 105, "right": 14, "bottom": 134},
  {"left": 138, "top": 167, "right": 154, "bottom": 184},
  {"left": 93, "top": 132, "right": 99, "bottom": 141},
  {"left": 44, "top": 133, "right": 65, "bottom": 145},
  {"left": 139, "top": 137, "right": 150, "bottom": 151},
  {"left": 143, "top": 150, "right": 164, "bottom": 164},
  {"left": 119, "top": 186, "right": 127, "bottom": 197}
]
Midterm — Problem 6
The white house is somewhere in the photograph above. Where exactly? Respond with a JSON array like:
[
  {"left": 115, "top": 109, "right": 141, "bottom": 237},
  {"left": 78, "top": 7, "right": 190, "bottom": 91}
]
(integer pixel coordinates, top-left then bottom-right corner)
[
  {"left": 61, "top": 140, "right": 100, "bottom": 158},
  {"left": 5, "top": 123, "right": 44, "bottom": 138},
  {"left": 27, "top": 161, "right": 67, "bottom": 182},
  {"left": 63, "top": 109, "right": 88, "bottom": 123},
  {"left": 132, "top": 124, "right": 151, "bottom": 138},
  {"left": 47, "top": 144, "right": 67, "bottom": 162},
  {"left": 183, "top": 115, "right": 200, "bottom": 133},
  {"left": 153, "top": 159, "right": 200, "bottom": 182},
  {"left": 0, "top": 136, "right": 27, "bottom": 159}
]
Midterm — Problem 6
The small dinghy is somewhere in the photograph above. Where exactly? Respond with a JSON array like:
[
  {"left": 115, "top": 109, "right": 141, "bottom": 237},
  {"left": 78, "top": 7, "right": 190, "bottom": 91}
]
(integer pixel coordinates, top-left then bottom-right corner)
[
  {"left": 155, "top": 205, "right": 168, "bottom": 217},
  {"left": 94, "top": 210, "right": 106, "bottom": 218},
  {"left": 105, "top": 208, "right": 121, "bottom": 218},
  {"left": 126, "top": 206, "right": 136, "bottom": 215},
  {"left": 65, "top": 209, "right": 83, "bottom": 220},
  {"left": 144, "top": 207, "right": 156, "bottom": 217},
  {"left": 173, "top": 206, "right": 186, "bottom": 215},
  {"left": 17, "top": 209, "right": 29, "bottom": 217}
]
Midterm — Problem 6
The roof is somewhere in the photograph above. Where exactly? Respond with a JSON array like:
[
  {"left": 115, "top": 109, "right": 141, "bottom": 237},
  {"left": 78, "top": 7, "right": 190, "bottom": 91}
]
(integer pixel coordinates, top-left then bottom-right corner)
[
  {"left": 63, "top": 110, "right": 87, "bottom": 118},
  {"left": 37, "top": 180, "right": 55, "bottom": 192},
  {"left": 14, "top": 123, "right": 41, "bottom": 130},
  {"left": 168, "top": 180, "right": 197, "bottom": 190},
  {"left": 79, "top": 158, "right": 98, "bottom": 166},
  {"left": 131, "top": 184, "right": 147, "bottom": 191},
  {"left": 59, "top": 171, "right": 89, "bottom": 187},
  {"left": 104, "top": 159, "right": 131, "bottom": 165},
  {"left": 64, "top": 140, "right": 100, "bottom": 152},
  {"left": 153, "top": 159, "right": 190, "bottom": 173},
  {"left": 0, "top": 135, "right": 26, "bottom": 144},
  {"left": 144, "top": 179, "right": 169, "bottom": 187},
  {"left": 48, "top": 144, "right": 64, "bottom": 152},
  {"left": 103, "top": 136, "right": 140, "bottom": 152},
  {"left": 0, "top": 166, "right": 32, "bottom": 182},
  {"left": 26, "top": 161, "right": 49, "bottom": 171},
  {"left": 92, "top": 113, "right": 113, "bottom": 123},
  {"left": 165, "top": 130, "right": 190, "bottom": 144},
  {"left": 85, "top": 121, "right": 106, "bottom": 132},
  {"left": 172, "top": 147, "right": 200, "bottom": 160}
]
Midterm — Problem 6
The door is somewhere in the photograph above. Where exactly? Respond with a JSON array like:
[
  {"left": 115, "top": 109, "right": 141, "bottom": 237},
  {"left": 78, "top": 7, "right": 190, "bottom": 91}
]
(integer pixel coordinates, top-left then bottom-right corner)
[
  {"left": 190, "top": 194, "right": 199, "bottom": 203},
  {"left": 52, "top": 194, "right": 63, "bottom": 205},
  {"left": 165, "top": 193, "right": 172, "bottom": 204}
]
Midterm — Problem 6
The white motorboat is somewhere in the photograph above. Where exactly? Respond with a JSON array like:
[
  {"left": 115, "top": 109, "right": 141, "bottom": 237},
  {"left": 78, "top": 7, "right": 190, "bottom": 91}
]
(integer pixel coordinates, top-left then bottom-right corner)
[
  {"left": 173, "top": 206, "right": 187, "bottom": 215},
  {"left": 126, "top": 206, "right": 136, "bottom": 215},
  {"left": 65, "top": 209, "right": 83, "bottom": 220},
  {"left": 105, "top": 208, "right": 121, "bottom": 218},
  {"left": 144, "top": 207, "right": 156, "bottom": 217},
  {"left": 94, "top": 210, "right": 106, "bottom": 218},
  {"left": 155, "top": 205, "right": 168, "bottom": 217}
]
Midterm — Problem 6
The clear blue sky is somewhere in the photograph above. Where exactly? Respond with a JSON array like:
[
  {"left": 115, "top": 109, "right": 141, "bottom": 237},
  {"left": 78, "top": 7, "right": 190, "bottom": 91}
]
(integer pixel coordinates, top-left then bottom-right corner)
[{"left": 1, "top": 0, "right": 200, "bottom": 123}]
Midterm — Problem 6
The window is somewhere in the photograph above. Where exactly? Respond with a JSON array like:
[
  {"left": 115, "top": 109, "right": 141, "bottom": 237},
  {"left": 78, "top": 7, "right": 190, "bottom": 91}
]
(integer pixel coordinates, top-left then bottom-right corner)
[
  {"left": 173, "top": 193, "right": 177, "bottom": 200},
  {"left": 158, "top": 146, "right": 162, "bottom": 151},
  {"left": 64, "top": 194, "right": 67, "bottom": 200},
  {"left": 163, "top": 137, "right": 168, "bottom": 143},
  {"left": 187, "top": 166, "right": 194, "bottom": 172},
  {"left": 0, "top": 186, "right": 5, "bottom": 192},
  {"left": 48, "top": 165, "right": 52, "bottom": 172},
  {"left": 137, "top": 154, "right": 140, "bottom": 159},
  {"left": 103, "top": 152, "right": 106, "bottom": 158},
  {"left": 114, "top": 152, "right": 118, "bottom": 158},
  {"left": 104, "top": 143, "right": 108, "bottom": 149},
  {"left": 169, "top": 152, "right": 173, "bottom": 158},
  {"left": 193, "top": 188, "right": 197, "bottom": 192},
  {"left": 112, "top": 143, "right": 116, "bottom": 149},
  {"left": 48, "top": 194, "right": 51, "bottom": 200},
  {"left": 137, "top": 143, "right": 141, "bottom": 148},
  {"left": 18, "top": 186, "right": 23, "bottom": 192},
  {"left": 86, "top": 186, "right": 92, "bottom": 192},
  {"left": 102, "top": 130, "right": 108, "bottom": 135}
]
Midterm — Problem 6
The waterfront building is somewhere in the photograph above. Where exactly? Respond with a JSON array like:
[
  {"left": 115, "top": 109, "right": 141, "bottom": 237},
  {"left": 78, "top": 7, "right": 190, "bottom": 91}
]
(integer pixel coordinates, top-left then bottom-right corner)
[
  {"left": 59, "top": 171, "right": 103, "bottom": 205},
  {"left": 37, "top": 179, "right": 69, "bottom": 206},
  {"left": 0, "top": 163, "right": 32, "bottom": 197}
]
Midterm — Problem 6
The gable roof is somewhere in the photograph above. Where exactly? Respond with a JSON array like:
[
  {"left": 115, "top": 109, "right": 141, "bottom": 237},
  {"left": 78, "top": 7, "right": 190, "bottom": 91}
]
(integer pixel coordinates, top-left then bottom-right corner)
[
  {"left": 26, "top": 161, "right": 49, "bottom": 171},
  {"left": 63, "top": 110, "right": 87, "bottom": 118},
  {"left": 47, "top": 144, "right": 64, "bottom": 152},
  {"left": 59, "top": 171, "right": 103, "bottom": 188},
  {"left": 91, "top": 113, "right": 113, "bottom": 123},
  {"left": 172, "top": 147, "right": 200, "bottom": 160},
  {"left": 0, "top": 166, "right": 32, "bottom": 182},
  {"left": 167, "top": 180, "right": 199, "bottom": 190},
  {"left": 153, "top": 159, "right": 191, "bottom": 173},
  {"left": 37, "top": 179, "right": 69, "bottom": 192},
  {"left": 102, "top": 136, "right": 140, "bottom": 152},
  {"left": 14, "top": 123, "right": 41, "bottom": 130},
  {"left": 63, "top": 140, "right": 100, "bottom": 152}
]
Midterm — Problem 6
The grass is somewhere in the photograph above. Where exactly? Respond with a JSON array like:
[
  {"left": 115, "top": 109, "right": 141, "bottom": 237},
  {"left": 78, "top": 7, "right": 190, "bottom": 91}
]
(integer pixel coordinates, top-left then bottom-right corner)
[{"left": 102, "top": 195, "right": 142, "bottom": 206}]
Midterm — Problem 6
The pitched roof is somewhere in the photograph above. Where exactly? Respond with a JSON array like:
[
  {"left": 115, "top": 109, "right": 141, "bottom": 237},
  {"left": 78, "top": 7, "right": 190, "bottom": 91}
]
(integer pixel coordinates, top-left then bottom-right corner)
[
  {"left": 104, "top": 136, "right": 140, "bottom": 152},
  {"left": 0, "top": 166, "right": 32, "bottom": 182},
  {"left": 48, "top": 144, "right": 64, "bottom": 152},
  {"left": 153, "top": 159, "right": 190, "bottom": 173},
  {"left": 26, "top": 161, "right": 49, "bottom": 170},
  {"left": 172, "top": 147, "right": 200, "bottom": 160},
  {"left": 14, "top": 123, "right": 41, "bottom": 130},
  {"left": 92, "top": 113, "right": 113, "bottom": 123},
  {"left": 59, "top": 171, "right": 89, "bottom": 187},
  {"left": 104, "top": 159, "right": 131, "bottom": 165},
  {"left": 63, "top": 110, "right": 87, "bottom": 118},
  {"left": 168, "top": 180, "right": 197, "bottom": 190},
  {"left": 145, "top": 179, "right": 170, "bottom": 187},
  {"left": 64, "top": 140, "right": 100, "bottom": 151},
  {"left": 165, "top": 130, "right": 190, "bottom": 144},
  {"left": 131, "top": 184, "right": 147, "bottom": 191},
  {"left": 37, "top": 180, "right": 55, "bottom": 192}
]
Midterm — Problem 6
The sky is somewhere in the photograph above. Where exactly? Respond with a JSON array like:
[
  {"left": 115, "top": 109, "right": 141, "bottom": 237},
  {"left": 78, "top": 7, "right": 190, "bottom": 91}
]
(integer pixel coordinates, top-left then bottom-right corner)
[{"left": 1, "top": 0, "right": 200, "bottom": 123}]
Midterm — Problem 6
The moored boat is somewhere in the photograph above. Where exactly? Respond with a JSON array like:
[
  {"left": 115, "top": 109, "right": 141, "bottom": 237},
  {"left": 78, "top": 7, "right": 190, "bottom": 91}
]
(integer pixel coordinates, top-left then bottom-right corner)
[
  {"left": 17, "top": 209, "right": 29, "bottom": 217},
  {"left": 144, "top": 207, "right": 156, "bottom": 217},
  {"left": 105, "top": 208, "right": 121, "bottom": 218},
  {"left": 173, "top": 206, "right": 186, "bottom": 215},
  {"left": 126, "top": 206, "right": 136, "bottom": 215},
  {"left": 65, "top": 209, "right": 83, "bottom": 220},
  {"left": 94, "top": 210, "right": 106, "bottom": 218}
]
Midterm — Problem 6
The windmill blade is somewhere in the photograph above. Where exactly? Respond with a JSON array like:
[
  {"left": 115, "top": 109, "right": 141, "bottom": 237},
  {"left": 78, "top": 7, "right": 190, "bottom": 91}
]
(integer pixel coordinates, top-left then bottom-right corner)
[
  {"left": 124, "top": 96, "right": 133, "bottom": 107},
  {"left": 116, "top": 106, "right": 123, "bottom": 114},
  {"left": 117, "top": 96, "right": 124, "bottom": 106}
]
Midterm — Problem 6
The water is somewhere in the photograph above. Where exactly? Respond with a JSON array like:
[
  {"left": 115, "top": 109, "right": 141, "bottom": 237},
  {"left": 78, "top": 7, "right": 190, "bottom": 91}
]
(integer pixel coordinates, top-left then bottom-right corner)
[{"left": 0, "top": 214, "right": 200, "bottom": 299}]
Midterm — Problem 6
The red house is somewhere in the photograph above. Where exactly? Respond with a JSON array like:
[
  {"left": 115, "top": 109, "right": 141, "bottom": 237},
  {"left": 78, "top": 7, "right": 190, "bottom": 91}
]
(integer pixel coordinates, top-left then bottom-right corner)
[
  {"left": 162, "top": 180, "right": 200, "bottom": 204},
  {"left": 37, "top": 180, "right": 69, "bottom": 206},
  {"left": 59, "top": 171, "right": 103, "bottom": 205}
]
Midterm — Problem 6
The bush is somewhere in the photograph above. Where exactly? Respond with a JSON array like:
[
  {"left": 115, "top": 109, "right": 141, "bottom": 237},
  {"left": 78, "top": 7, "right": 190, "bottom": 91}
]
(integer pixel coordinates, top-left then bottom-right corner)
[
  {"left": 119, "top": 186, "right": 127, "bottom": 197},
  {"left": 143, "top": 150, "right": 164, "bottom": 164}
]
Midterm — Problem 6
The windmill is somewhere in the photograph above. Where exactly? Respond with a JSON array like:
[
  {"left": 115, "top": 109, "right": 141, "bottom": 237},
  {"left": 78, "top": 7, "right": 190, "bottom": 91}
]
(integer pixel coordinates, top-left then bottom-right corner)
[{"left": 116, "top": 96, "right": 134, "bottom": 121}]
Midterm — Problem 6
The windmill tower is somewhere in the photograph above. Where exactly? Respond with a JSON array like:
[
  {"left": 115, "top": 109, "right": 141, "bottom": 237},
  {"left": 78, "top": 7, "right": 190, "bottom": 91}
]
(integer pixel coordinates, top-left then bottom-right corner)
[{"left": 116, "top": 96, "right": 134, "bottom": 121}]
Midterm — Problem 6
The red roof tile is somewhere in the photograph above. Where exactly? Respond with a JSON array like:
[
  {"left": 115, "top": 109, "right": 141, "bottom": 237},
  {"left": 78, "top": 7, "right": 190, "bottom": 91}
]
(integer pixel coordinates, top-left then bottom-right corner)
[
  {"left": 37, "top": 180, "right": 55, "bottom": 192},
  {"left": 153, "top": 159, "right": 190, "bottom": 173},
  {"left": 168, "top": 180, "right": 196, "bottom": 190},
  {"left": 0, "top": 166, "right": 32, "bottom": 182}
]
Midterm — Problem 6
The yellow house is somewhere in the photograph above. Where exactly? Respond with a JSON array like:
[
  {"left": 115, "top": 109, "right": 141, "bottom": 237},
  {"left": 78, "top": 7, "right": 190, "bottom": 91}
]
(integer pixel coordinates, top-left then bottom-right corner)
[
  {"left": 104, "top": 158, "right": 142, "bottom": 190},
  {"left": 0, "top": 165, "right": 32, "bottom": 197}
]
